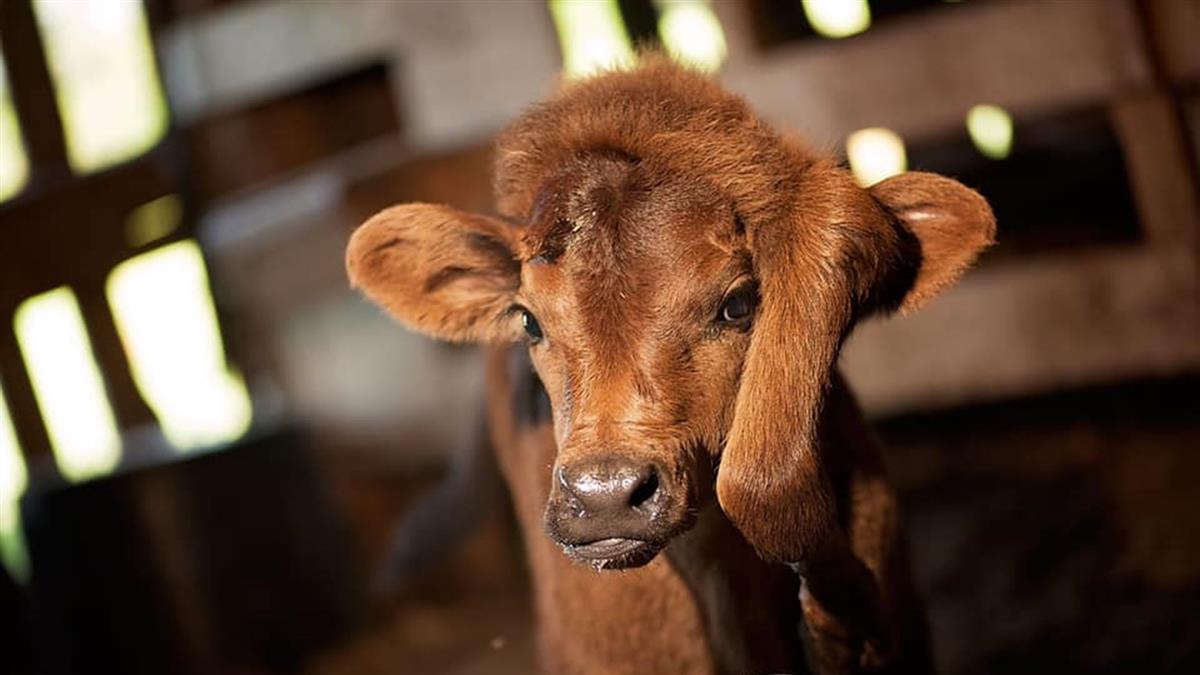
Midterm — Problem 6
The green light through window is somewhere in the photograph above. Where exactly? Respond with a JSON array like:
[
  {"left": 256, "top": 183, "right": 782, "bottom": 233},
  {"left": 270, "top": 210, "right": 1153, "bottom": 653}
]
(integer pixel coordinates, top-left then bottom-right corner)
[
  {"left": 967, "top": 104, "right": 1015, "bottom": 160},
  {"left": 125, "top": 193, "right": 182, "bottom": 248},
  {"left": 802, "top": 0, "right": 871, "bottom": 39},
  {"left": 14, "top": 288, "right": 122, "bottom": 482},
  {"left": 33, "top": 0, "right": 168, "bottom": 173},
  {"left": 549, "top": 0, "right": 635, "bottom": 78},
  {"left": 846, "top": 127, "right": 907, "bottom": 187},
  {"left": 107, "top": 240, "right": 252, "bottom": 450},
  {"left": 0, "top": 49, "right": 29, "bottom": 202},
  {"left": 0, "top": 383, "right": 30, "bottom": 582},
  {"left": 656, "top": 0, "right": 727, "bottom": 73}
]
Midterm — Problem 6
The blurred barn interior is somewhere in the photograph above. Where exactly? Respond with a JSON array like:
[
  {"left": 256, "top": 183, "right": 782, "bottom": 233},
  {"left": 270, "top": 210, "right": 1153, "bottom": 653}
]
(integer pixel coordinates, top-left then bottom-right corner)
[{"left": 0, "top": 1, "right": 1197, "bottom": 673}]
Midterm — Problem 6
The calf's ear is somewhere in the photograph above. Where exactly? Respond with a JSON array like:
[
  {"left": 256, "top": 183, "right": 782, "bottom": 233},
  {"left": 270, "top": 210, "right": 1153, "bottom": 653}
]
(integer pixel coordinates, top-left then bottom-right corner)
[
  {"left": 869, "top": 171, "right": 995, "bottom": 312},
  {"left": 716, "top": 168, "right": 994, "bottom": 660},
  {"left": 346, "top": 203, "right": 524, "bottom": 344},
  {"left": 716, "top": 169, "right": 890, "bottom": 652}
]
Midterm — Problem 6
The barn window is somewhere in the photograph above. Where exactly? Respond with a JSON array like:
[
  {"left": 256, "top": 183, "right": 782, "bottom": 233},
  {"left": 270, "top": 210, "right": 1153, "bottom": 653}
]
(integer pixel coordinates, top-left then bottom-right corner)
[
  {"left": 549, "top": 0, "right": 636, "bottom": 78},
  {"left": 655, "top": 0, "right": 726, "bottom": 73},
  {"left": 107, "top": 240, "right": 253, "bottom": 450},
  {"left": 32, "top": 0, "right": 168, "bottom": 173},
  {"left": 0, "top": 49, "right": 27, "bottom": 202},
  {"left": 847, "top": 127, "right": 908, "bottom": 187},
  {"left": 0, "top": 383, "right": 28, "bottom": 581},
  {"left": 14, "top": 288, "right": 122, "bottom": 482}
]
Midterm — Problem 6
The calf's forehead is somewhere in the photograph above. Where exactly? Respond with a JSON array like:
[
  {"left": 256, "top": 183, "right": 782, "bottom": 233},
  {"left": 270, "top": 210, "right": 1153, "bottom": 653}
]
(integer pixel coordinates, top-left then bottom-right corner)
[{"left": 528, "top": 163, "right": 742, "bottom": 297}]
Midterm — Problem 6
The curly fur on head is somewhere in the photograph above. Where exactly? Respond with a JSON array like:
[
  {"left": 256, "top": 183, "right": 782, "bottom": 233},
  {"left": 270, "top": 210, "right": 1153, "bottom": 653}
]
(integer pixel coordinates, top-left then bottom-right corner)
[{"left": 495, "top": 55, "right": 810, "bottom": 231}]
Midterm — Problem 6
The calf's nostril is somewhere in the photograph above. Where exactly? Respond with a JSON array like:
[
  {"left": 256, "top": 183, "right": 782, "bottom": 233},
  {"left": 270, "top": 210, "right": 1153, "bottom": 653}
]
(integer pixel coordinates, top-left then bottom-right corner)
[
  {"left": 628, "top": 469, "right": 659, "bottom": 510},
  {"left": 556, "top": 460, "right": 668, "bottom": 518}
]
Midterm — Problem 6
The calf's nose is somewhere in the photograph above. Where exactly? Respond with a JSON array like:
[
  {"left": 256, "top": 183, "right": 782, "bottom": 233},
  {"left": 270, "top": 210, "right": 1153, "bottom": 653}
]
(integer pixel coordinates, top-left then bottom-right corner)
[{"left": 557, "top": 458, "right": 663, "bottom": 519}]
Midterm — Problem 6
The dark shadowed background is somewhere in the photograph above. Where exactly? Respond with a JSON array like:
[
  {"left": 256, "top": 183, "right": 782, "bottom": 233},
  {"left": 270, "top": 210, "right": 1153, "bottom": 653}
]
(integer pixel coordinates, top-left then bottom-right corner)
[{"left": 0, "top": 1, "right": 1197, "bottom": 674}]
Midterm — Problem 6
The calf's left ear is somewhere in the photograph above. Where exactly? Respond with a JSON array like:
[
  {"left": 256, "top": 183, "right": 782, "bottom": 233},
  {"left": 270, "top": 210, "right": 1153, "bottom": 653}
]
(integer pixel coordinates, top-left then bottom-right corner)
[
  {"left": 715, "top": 169, "right": 994, "bottom": 662},
  {"left": 346, "top": 203, "right": 525, "bottom": 344},
  {"left": 716, "top": 170, "right": 995, "bottom": 567},
  {"left": 869, "top": 171, "right": 996, "bottom": 312}
]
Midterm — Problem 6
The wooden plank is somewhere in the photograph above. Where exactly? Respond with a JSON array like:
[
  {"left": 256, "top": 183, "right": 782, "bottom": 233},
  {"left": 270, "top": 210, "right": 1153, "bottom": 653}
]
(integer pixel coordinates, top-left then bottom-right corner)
[
  {"left": 75, "top": 283, "right": 158, "bottom": 431},
  {"left": 184, "top": 62, "right": 399, "bottom": 204},
  {"left": 1111, "top": 93, "right": 1200, "bottom": 246},
  {"left": 1139, "top": 0, "right": 1200, "bottom": 85},
  {"left": 725, "top": 0, "right": 1152, "bottom": 145},
  {"left": 842, "top": 247, "right": 1200, "bottom": 415},
  {"left": 0, "top": 324, "right": 56, "bottom": 474},
  {"left": 0, "top": 155, "right": 173, "bottom": 305}
]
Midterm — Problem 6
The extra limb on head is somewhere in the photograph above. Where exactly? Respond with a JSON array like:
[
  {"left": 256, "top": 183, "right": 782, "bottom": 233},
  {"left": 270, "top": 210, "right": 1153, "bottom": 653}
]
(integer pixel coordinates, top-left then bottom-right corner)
[{"left": 347, "top": 55, "right": 993, "bottom": 673}]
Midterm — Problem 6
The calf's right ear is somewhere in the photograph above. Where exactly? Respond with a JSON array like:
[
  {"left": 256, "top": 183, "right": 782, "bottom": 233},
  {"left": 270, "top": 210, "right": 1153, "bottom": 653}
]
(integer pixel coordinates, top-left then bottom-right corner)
[
  {"left": 346, "top": 203, "right": 524, "bottom": 344},
  {"left": 869, "top": 171, "right": 996, "bottom": 313}
]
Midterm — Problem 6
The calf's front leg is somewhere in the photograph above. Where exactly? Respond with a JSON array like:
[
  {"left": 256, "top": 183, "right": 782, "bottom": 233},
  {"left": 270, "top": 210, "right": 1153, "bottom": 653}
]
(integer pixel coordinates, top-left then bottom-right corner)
[
  {"left": 794, "top": 380, "right": 932, "bottom": 674},
  {"left": 793, "top": 543, "right": 888, "bottom": 674}
]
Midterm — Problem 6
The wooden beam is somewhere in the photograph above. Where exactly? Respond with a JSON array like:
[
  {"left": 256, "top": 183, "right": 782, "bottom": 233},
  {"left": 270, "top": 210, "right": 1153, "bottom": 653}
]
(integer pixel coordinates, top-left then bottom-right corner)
[
  {"left": 1111, "top": 93, "right": 1200, "bottom": 247},
  {"left": 76, "top": 282, "right": 158, "bottom": 431},
  {"left": 0, "top": 155, "right": 172, "bottom": 304},
  {"left": 0, "top": 0, "right": 70, "bottom": 184},
  {"left": 0, "top": 323, "right": 57, "bottom": 476}
]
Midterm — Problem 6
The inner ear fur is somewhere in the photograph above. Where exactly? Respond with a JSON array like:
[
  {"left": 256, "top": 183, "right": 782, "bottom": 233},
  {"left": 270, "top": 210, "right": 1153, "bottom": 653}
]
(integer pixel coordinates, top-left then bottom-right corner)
[
  {"left": 346, "top": 203, "right": 524, "bottom": 344},
  {"left": 870, "top": 171, "right": 996, "bottom": 312}
]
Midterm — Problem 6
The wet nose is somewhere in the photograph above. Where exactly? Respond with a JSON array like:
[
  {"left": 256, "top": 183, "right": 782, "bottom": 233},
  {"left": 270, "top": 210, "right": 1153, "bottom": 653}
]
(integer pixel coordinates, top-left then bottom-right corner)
[{"left": 557, "top": 458, "right": 664, "bottom": 519}]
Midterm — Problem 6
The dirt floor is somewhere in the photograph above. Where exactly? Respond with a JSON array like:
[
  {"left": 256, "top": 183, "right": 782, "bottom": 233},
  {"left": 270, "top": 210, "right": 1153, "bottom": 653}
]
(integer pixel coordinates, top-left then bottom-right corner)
[
  {"left": 312, "top": 375, "right": 1200, "bottom": 675},
  {"left": 883, "top": 376, "right": 1200, "bottom": 675}
]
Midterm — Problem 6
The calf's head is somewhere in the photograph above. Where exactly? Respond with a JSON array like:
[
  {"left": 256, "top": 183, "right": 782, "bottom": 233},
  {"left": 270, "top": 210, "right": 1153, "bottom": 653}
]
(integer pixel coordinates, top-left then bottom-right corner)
[{"left": 347, "top": 59, "right": 993, "bottom": 570}]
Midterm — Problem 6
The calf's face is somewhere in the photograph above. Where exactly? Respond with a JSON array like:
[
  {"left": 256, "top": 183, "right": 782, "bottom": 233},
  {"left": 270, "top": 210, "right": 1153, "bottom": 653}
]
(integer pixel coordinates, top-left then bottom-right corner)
[
  {"left": 347, "top": 60, "right": 992, "bottom": 572},
  {"left": 514, "top": 156, "right": 754, "bottom": 568},
  {"left": 346, "top": 150, "right": 992, "bottom": 570}
]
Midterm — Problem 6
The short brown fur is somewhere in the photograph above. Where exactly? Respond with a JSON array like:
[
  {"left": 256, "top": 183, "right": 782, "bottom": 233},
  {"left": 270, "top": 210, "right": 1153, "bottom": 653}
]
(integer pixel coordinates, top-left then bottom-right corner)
[{"left": 347, "top": 56, "right": 994, "bottom": 674}]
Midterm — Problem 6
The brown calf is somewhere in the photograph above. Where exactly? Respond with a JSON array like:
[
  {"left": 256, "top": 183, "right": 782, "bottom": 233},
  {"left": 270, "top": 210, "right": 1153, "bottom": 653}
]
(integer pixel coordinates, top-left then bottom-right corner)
[{"left": 346, "top": 57, "right": 994, "bottom": 674}]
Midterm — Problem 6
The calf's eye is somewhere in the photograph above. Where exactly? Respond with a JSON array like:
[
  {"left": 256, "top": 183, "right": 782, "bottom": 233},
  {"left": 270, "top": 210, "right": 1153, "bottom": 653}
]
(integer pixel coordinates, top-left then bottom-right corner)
[
  {"left": 717, "top": 287, "right": 756, "bottom": 325},
  {"left": 521, "top": 309, "right": 543, "bottom": 343}
]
